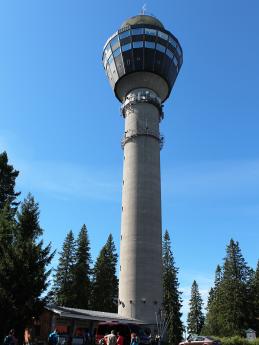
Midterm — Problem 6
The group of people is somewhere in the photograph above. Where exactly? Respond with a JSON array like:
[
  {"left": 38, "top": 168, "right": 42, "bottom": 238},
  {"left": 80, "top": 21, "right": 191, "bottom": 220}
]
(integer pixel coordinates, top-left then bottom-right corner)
[
  {"left": 3, "top": 330, "right": 18, "bottom": 345},
  {"left": 100, "top": 330, "right": 139, "bottom": 345}
]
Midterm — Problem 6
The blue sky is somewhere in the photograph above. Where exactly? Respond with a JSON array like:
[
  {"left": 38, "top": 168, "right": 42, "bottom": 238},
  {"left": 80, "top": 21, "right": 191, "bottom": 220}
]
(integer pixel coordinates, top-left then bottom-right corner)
[{"left": 0, "top": 0, "right": 259, "bottom": 323}]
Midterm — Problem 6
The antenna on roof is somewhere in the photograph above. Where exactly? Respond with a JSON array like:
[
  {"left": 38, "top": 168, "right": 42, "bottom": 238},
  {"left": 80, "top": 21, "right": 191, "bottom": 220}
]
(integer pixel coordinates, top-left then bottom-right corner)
[{"left": 141, "top": 3, "right": 147, "bottom": 15}]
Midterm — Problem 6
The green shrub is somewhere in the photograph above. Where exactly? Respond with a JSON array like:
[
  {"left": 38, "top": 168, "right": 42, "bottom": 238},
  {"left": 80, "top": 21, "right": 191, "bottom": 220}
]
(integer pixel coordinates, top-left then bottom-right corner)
[{"left": 217, "top": 336, "right": 259, "bottom": 345}]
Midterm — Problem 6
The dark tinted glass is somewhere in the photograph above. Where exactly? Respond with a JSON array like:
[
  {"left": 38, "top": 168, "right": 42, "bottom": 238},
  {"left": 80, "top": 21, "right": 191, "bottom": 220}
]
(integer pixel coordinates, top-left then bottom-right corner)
[
  {"left": 132, "top": 28, "right": 144, "bottom": 35},
  {"left": 119, "top": 30, "right": 130, "bottom": 39},
  {"left": 133, "top": 41, "right": 144, "bottom": 48},
  {"left": 145, "top": 41, "right": 155, "bottom": 49}
]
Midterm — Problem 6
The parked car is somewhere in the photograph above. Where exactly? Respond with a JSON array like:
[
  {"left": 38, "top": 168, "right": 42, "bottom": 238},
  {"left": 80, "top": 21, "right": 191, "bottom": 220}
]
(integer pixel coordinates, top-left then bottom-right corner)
[
  {"left": 95, "top": 322, "right": 151, "bottom": 345},
  {"left": 179, "top": 335, "right": 221, "bottom": 345}
]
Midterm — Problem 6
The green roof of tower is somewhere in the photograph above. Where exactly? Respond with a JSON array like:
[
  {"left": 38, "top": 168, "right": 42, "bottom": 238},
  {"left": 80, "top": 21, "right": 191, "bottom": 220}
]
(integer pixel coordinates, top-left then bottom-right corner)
[{"left": 121, "top": 15, "right": 164, "bottom": 29}]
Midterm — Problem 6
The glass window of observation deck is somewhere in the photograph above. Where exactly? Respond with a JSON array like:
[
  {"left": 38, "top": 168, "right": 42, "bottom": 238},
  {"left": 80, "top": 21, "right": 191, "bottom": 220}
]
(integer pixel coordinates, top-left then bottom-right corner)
[
  {"left": 113, "top": 47, "right": 121, "bottom": 58},
  {"left": 176, "top": 46, "right": 182, "bottom": 57},
  {"left": 104, "top": 44, "right": 112, "bottom": 59},
  {"left": 132, "top": 28, "right": 144, "bottom": 35},
  {"left": 144, "top": 28, "right": 156, "bottom": 36},
  {"left": 119, "top": 30, "right": 131, "bottom": 40},
  {"left": 156, "top": 43, "right": 166, "bottom": 53},
  {"left": 158, "top": 31, "right": 168, "bottom": 41},
  {"left": 173, "top": 56, "right": 178, "bottom": 66},
  {"left": 121, "top": 43, "right": 132, "bottom": 52},
  {"left": 166, "top": 48, "right": 174, "bottom": 59},
  {"left": 108, "top": 54, "right": 114, "bottom": 64},
  {"left": 169, "top": 36, "right": 177, "bottom": 48},
  {"left": 110, "top": 36, "right": 120, "bottom": 51},
  {"left": 145, "top": 41, "right": 155, "bottom": 49},
  {"left": 133, "top": 41, "right": 144, "bottom": 48}
]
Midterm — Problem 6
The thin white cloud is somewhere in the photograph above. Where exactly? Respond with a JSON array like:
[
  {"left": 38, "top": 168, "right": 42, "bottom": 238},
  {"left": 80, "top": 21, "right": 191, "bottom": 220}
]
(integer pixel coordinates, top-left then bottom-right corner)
[
  {"left": 162, "top": 159, "right": 259, "bottom": 200},
  {"left": 0, "top": 131, "right": 121, "bottom": 202},
  {"left": 17, "top": 159, "right": 121, "bottom": 202}
]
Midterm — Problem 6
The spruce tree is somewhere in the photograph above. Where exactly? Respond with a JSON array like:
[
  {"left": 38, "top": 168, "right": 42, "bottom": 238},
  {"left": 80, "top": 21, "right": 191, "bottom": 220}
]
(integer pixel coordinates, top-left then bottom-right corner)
[
  {"left": 203, "top": 265, "right": 223, "bottom": 336},
  {"left": 206, "top": 265, "right": 222, "bottom": 312},
  {"left": 187, "top": 280, "right": 204, "bottom": 335},
  {"left": 0, "top": 151, "right": 20, "bottom": 210},
  {"left": 204, "top": 239, "right": 254, "bottom": 337},
  {"left": 162, "top": 230, "right": 183, "bottom": 345},
  {"left": 91, "top": 234, "right": 118, "bottom": 312},
  {"left": 219, "top": 239, "right": 253, "bottom": 335},
  {"left": 0, "top": 205, "right": 17, "bottom": 341},
  {"left": 72, "top": 224, "right": 92, "bottom": 309},
  {"left": 52, "top": 230, "right": 76, "bottom": 306},
  {"left": 252, "top": 260, "right": 259, "bottom": 333},
  {"left": 0, "top": 152, "right": 20, "bottom": 341},
  {"left": 0, "top": 194, "right": 54, "bottom": 343}
]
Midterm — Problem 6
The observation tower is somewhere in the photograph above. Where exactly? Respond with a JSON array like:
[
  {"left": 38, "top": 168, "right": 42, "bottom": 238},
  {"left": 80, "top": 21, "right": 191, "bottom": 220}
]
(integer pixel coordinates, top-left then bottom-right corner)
[{"left": 102, "top": 14, "right": 183, "bottom": 325}]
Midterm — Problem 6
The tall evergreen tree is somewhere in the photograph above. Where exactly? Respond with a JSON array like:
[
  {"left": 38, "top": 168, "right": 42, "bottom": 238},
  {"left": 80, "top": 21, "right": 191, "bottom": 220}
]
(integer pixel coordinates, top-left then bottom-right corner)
[
  {"left": 203, "top": 266, "right": 223, "bottom": 336},
  {"left": 219, "top": 239, "right": 253, "bottom": 335},
  {"left": 204, "top": 239, "right": 254, "bottom": 336},
  {"left": 72, "top": 224, "right": 92, "bottom": 308},
  {"left": 252, "top": 260, "right": 259, "bottom": 333},
  {"left": 0, "top": 194, "right": 54, "bottom": 343},
  {"left": 162, "top": 230, "right": 183, "bottom": 345},
  {"left": 206, "top": 265, "right": 222, "bottom": 312},
  {"left": 0, "top": 152, "right": 21, "bottom": 341},
  {"left": 0, "top": 151, "right": 20, "bottom": 210},
  {"left": 52, "top": 230, "right": 76, "bottom": 306},
  {"left": 91, "top": 234, "right": 118, "bottom": 312},
  {"left": 0, "top": 205, "right": 17, "bottom": 341},
  {"left": 187, "top": 280, "right": 204, "bottom": 335}
]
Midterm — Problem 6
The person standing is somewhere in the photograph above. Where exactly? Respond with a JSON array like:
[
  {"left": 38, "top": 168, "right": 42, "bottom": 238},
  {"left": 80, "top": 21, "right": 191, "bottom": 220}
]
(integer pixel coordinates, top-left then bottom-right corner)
[
  {"left": 130, "top": 333, "right": 139, "bottom": 345},
  {"left": 116, "top": 333, "right": 124, "bottom": 345},
  {"left": 48, "top": 329, "right": 59, "bottom": 345},
  {"left": 105, "top": 330, "right": 117, "bottom": 345},
  {"left": 3, "top": 330, "right": 17, "bottom": 345}
]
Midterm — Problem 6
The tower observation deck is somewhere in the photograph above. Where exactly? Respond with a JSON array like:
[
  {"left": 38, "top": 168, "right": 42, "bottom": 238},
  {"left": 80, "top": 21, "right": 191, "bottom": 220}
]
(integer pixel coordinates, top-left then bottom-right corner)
[{"left": 102, "top": 14, "right": 183, "bottom": 325}]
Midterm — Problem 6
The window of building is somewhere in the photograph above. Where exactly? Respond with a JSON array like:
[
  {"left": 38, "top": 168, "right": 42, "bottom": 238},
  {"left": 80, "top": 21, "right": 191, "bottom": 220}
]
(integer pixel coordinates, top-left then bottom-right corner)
[
  {"left": 156, "top": 43, "right": 166, "bottom": 53},
  {"left": 110, "top": 35, "right": 120, "bottom": 51},
  {"left": 145, "top": 41, "right": 155, "bottom": 49},
  {"left": 119, "top": 30, "right": 131, "bottom": 40},
  {"left": 108, "top": 54, "right": 114, "bottom": 64},
  {"left": 158, "top": 31, "right": 168, "bottom": 41},
  {"left": 173, "top": 56, "right": 178, "bottom": 66},
  {"left": 166, "top": 48, "right": 174, "bottom": 59},
  {"left": 169, "top": 36, "right": 177, "bottom": 47},
  {"left": 176, "top": 46, "right": 182, "bottom": 57},
  {"left": 132, "top": 28, "right": 144, "bottom": 35},
  {"left": 104, "top": 44, "right": 112, "bottom": 61},
  {"left": 133, "top": 41, "right": 144, "bottom": 48},
  {"left": 113, "top": 47, "right": 121, "bottom": 58},
  {"left": 122, "top": 43, "right": 132, "bottom": 52},
  {"left": 145, "top": 28, "right": 157, "bottom": 36}
]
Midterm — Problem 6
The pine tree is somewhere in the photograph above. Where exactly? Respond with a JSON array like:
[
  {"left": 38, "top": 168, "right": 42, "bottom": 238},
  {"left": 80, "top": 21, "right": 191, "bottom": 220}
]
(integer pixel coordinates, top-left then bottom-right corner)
[
  {"left": 0, "top": 152, "right": 20, "bottom": 341},
  {"left": 0, "top": 151, "right": 20, "bottom": 210},
  {"left": 187, "top": 280, "right": 204, "bottom": 335},
  {"left": 206, "top": 265, "right": 222, "bottom": 312},
  {"left": 219, "top": 239, "right": 253, "bottom": 335},
  {"left": 252, "top": 260, "right": 259, "bottom": 333},
  {"left": 0, "top": 194, "right": 54, "bottom": 343},
  {"left": 0, "top": 205, "right": 17, "bottom": 341},
  {"left": 91, "top": 234, "right": 118, "bottom": 312},
  {"left": 52, "top": 230, "right": 76, "bottom": 306},
  {"left": 203, "top": 265, "right": 223, "bottom": 336},
  {"left": 204, "top": 239, "right": 254, "bottom": 337},
  {"left": 72, "top": 224, "right": 92, "bottom": 309},
  {"left": 162, "top": 230, "right": 183, "bottom": 345}
]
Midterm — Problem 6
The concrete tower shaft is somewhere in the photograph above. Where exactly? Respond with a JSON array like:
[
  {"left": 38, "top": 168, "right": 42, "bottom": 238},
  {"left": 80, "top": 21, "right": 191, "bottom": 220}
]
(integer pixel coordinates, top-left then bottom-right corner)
[
  {"left": 102, "top": 14, "right": 183, "bottom": 325},
  {"left": 119, "top": 89, "right": 163, "bottom": 322}
]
